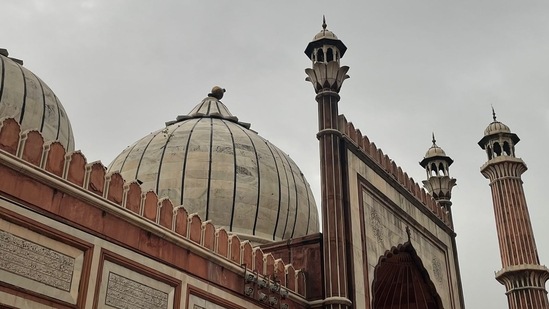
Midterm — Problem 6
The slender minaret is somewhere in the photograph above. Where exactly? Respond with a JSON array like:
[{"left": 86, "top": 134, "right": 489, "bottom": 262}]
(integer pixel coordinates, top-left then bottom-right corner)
[
  {"left": 420, "top": 133, "right": 457, "bottom": 226},
  {"left": 420, "top": 134, "right": 466, "bottom": 308},
  {"left": 479, "top": 109, "right": 549, "bottom": 309},
  {"left": 305, "top": 17, "right": 351, "bottom": 309}
]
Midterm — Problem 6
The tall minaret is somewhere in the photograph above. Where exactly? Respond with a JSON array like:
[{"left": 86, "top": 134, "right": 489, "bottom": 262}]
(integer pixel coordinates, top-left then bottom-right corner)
[
  {"left": 479, "top": 110, "right": 549, "bottom": 309},
  {"left": 420, "top": 133, "right": 457, "bottom": 226},
  {"left": 305, "top": 17, "right": 351, "bottom": 309}
]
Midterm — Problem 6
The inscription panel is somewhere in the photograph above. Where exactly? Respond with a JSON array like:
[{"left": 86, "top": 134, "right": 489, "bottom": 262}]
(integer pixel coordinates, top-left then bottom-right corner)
[
  {"left": 105, "top": 272, "right": 169, "bottom": 309},
  {"left": 98, "top": 260, "right": 175, "bottom": 309},
  {"left": 0, "top": 217, "right": 84, "bottom": 304},
  {"left": 0, "top": 230, "right": 75, "bottom": 291}
]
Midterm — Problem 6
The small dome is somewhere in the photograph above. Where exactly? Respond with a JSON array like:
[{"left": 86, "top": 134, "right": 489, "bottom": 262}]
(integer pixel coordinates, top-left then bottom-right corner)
[
  {"left": 420, "top": 134, "right": 453, "bottom": 168},
  {"left": 484, "top": 121, "right": 511, "bottom": 136},
  {"left": 109, "top": 89, "right": 319, "bottom": 243},
  {"left": 423, "top": 134, "right": 447, "bottom": 158},
  {"left": 424, "top": 144, "right": 446, "bottom": 158},
  {"left": 313, "top": 29, "right": 339, "bottom": 41},
  {"left": 0, "top": 49, "right": 75, "bottom": 151}
]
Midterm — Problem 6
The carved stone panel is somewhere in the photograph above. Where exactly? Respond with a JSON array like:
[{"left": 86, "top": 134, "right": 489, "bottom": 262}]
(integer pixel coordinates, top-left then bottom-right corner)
[
  {"left": 105, "top": 272, "right": 169, "bottom": 309},
  {"left": 0, "top": 230, "right": 75, "bottom": 291},
  {"left": 0, "top": 217, "right": 84, "bottom": 304},
  {"left": 98, "top": 260, "right": 175, "bottom": 309}
]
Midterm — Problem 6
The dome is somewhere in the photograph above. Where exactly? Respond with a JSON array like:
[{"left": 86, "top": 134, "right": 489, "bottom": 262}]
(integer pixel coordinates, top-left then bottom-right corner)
[
  {"left": 484, "top": 121, "right": 511, "bottom": 136},
  {"left": 424, "top": 145, "right": 446, "bottom": 158},
  {"left": 0, "top": 49, "right": 75, "bottom": 151},
  {"left": 313, "top": 28, "right": 339, "bottom": 41},
  {"left": 419, "top": 134, "right": 453, "bottom": 168},
  {"left": 108, "top": 89, "right": 319, "bottom": 243},
  {"left": 423, "top": 134, "right": 447, "bottom": 159}
]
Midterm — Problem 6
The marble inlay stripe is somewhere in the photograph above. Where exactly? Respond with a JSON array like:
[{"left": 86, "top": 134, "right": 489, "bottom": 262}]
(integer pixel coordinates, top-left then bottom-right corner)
[
  {"left": 237, "top": 125, "right": 262, "bottom": 236},
  {"left": 16, "top": 64, "right": 27, "bottom": 124},
  {"left": 220, "top": 120, "right": 238, "bottom": 232}
]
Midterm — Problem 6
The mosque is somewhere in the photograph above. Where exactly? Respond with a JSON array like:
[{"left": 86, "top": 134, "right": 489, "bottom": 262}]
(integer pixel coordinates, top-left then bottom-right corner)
[{"left": 0, "top": 20, "right": 547, "bottom": 309}]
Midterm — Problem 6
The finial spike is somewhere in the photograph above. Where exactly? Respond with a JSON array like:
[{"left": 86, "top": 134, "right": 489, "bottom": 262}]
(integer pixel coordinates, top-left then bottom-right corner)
[
  {"left": 432, "top": 132, "right": 436, "bottom": 145},
  {"left": 322, "top": 15, "right": 327, "bottom": 30},
  {"left": 491, "top": 105, "right": 497, "bottom": 122},
  {"left": 406, "top": 226, "right": 411, "bottom": 243}
]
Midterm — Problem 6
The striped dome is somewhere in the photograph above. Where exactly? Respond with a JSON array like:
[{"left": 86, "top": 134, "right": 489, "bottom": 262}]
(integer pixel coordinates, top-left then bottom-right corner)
[
  {"left": 0, "top": 50, "right": 74, "bottom": 151},
  {"left": 108, "top": 92, "right": 319, "bottom": 243},
  {"left": 484, "top": 121, "right": 511, "bottom": 136}
]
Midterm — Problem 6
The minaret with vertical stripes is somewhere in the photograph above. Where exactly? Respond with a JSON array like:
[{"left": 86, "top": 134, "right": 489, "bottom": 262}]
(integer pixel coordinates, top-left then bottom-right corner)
[
  {"left": 479, "top": 110, "right": 549, "bottom": 309},
  {"left": 305, "top": 17, "right": 351, "bottom": 308}
]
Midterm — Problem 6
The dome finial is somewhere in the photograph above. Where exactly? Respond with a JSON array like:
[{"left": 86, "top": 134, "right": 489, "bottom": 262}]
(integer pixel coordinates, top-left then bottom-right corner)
[
  {"left": 322, "top": 15, "right": 327, "bottom": 31},
  {"left": 432, "top": 132, "right": 437, "bottom": 146},
  {"left": 492, "top": 105, "right": 497, "bottom": 122},
  {"left": 208, "top": 86, "right": 226, "bottom": 100}
]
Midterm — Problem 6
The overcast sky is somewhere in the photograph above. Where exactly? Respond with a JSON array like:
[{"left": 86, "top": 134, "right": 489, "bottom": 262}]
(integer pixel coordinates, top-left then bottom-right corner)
[{"left": 4, "top": 1, "right": 549, "bottom": 308}]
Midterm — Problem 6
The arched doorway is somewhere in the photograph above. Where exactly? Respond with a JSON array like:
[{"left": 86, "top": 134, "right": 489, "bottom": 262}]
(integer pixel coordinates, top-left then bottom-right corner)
[{"left": 372, "top": 242, "right": 443, "bottom": 309}]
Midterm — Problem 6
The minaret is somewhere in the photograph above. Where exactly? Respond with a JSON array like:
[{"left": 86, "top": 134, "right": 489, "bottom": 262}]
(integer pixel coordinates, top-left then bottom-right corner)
[
  {"left": 420, "top": 133, "right": 457, "bottom": 226},
  {"left": 305, "top": 17, "right": 351, "bottom": 309},
  {"left": 420, "top": 134, "right": 466, "bottom": 308},
  {"left": 479, "top": 110, "right": 549, "bottom": 309}
]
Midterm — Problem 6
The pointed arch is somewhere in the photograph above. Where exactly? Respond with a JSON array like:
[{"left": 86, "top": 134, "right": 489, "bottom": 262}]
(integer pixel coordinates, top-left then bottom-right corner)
[
  {"left": 493, "top": 142, "right": 502, "bottom": 157},
  {"left": 503, "top": 141, "right": 511, "bottom": 156},
  {"left": 326, "top": 48, "right": 334, "bottom": 62},
  {"left": 372, "top": 242, "right": 443, "bottom": 309},
  {"left": 438, "top": 162, "right": 445, "bottom": 176}
]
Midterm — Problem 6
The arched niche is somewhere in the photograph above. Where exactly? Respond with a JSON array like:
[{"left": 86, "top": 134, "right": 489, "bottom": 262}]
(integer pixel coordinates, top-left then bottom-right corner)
[{"left": 372, "top": 242, "right": 443, "bottom": 309}]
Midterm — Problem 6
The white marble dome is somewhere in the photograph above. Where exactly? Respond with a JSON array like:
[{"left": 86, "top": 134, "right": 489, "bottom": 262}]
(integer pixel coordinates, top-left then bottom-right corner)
[
  {"left": 108, "top": 90, "right": 319, "bottom": 243},
  {"left": 0, "top": 49, "right": 74, "bottom": 151}
]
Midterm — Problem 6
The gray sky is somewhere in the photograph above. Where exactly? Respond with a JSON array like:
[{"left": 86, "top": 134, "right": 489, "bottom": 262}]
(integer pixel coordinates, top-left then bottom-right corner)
[{"left": 4, "top": 1, "right": 549, "bottom": 308}]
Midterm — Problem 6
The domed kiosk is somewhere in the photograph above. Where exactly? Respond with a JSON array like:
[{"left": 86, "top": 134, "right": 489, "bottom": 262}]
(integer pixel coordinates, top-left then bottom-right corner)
[
  {"left": 108, "top": 87, "right": 319, "bottom": 243},
  {"left": 478, "top": 108, "right": 520, "bottom": 160},
  {"left": 0, "top": 49, "right": 74, "bottom": 151}
]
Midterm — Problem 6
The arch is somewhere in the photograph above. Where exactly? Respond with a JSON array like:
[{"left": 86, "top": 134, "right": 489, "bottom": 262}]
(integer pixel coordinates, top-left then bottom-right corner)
[
  {"left": 372, "top": 242, "right": 443, "bottom": 309},
  {"left": 316, "top": 49, "right": 324, "bottom": 62},
  {"left": 326, "top": 48, "right": 334, "bottom": 62},
  {"left": 430, "top": 163, "right": 437, "bottom": 176},
  {"left": 493, "top": 142, "right": 502, "bottom": 157},
  {"left": 503, "top": 141, "right": 511, "bottom": 156},
  {"left": 438, "top": 162, "right": 445, "bottom": 176}
]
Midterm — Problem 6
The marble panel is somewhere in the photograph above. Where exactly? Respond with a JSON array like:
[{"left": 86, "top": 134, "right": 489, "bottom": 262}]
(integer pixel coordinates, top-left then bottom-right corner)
[
  {"left": 97, "top": 260, "right": 175, "bottom": 309},
  {"left": 0, "top": 217, "right": 84, "bottom": 304}
]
